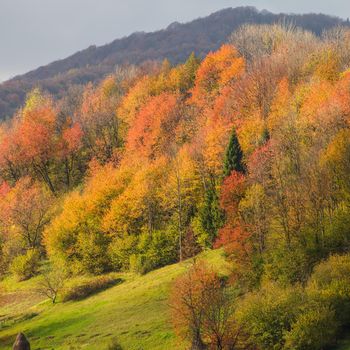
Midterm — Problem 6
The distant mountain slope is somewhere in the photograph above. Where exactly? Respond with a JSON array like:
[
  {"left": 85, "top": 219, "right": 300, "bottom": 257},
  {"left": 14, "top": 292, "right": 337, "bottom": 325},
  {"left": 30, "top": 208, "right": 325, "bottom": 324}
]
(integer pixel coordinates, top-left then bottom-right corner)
[{"left": 0, "top": 6, "right": 348, "bottom": 120}]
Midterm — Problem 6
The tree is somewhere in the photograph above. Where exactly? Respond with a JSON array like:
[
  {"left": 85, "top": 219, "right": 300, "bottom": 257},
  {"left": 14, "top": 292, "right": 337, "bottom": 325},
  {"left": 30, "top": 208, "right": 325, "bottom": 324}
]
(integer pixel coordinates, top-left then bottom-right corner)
[
  {"left": 0, "top": 89, "right": 84, "bottom": 193},
  {"left": 197, "top": 185, "right": 224, "bottom": 247},
  {"left": 170, "top": 262, "right": 239, "bottom": 350},
  {"left": 36, "top": 265, "right": 67, "bottom": 303},
  {"left": 164, "top": 147, "right": 200, "bottom": 261},
  {"left": 59, "top": 121, "right": 84, "bottom": 189},
  {"left": 16, "top": 92, "right": 60, "bottom": 193},
  {"left": 44, "top": 163, "right": 123, "bottom": 274},
  {"left": 78, "top": 76, "right": 122, "bottom": 163},
  {"left": 239, "top": 184, "right": 269, "bottom": 254},
  {"left": 191, "top": 45, "right": 245, "bottom": 108},
  {"left": 178, "top": 53, "right": 201, "bottom": 93},
  {"left": 126, "top": 93, "right": 181, "bottom": 160},
  {"left": 217, "top": 171, "right": 246, "bottom": 243},
  {"left": 0, "top": 177, "right": 53, "bottom": 250},
  {"left": 223, "top": 128, "right": 245, "bottom": 177}
]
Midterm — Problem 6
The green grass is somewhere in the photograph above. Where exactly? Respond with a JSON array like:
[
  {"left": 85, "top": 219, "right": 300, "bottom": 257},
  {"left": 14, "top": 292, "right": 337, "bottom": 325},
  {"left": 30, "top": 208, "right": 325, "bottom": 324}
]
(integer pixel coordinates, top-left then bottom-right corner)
[{"left": 0, "top": 250, "right": 230, "bottom": 349}]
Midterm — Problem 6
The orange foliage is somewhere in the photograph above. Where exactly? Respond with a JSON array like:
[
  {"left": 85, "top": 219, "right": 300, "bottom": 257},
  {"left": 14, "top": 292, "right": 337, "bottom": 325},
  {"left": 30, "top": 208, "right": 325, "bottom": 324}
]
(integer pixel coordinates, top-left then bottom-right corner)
[
  {"left": 215, "top": 171, "right": 248, "bottom": 258},
  {"left": 19, "top": 102, "right": 58, "bottom": 162},
  {"left": 0, "top": 177, "right": 53, "bottom": 248},
  {"left": 126, "top": 93, "right": 180, "bottom": 159},
  {"left": 61, "top": 122, "right": 84, "bottom": 158},
  {"left": 169, "top": 262, "right": 237, "bottom": 348},
  {"left": 268, "top": 78, "right": 292, "bottom": 132},
  {"left": 220, "top": 171, "right": 246, "bottom": 217},
  {"left": 191, "top": 45, "right": 244, "bottom": 107}
]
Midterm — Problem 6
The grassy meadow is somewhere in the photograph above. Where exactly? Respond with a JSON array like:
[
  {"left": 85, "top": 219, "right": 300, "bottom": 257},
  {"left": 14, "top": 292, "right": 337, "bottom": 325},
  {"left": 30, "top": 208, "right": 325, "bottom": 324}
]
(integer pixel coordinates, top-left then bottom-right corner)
[{"left": 0, "top": 250, "right": 229, "bottom": 349}]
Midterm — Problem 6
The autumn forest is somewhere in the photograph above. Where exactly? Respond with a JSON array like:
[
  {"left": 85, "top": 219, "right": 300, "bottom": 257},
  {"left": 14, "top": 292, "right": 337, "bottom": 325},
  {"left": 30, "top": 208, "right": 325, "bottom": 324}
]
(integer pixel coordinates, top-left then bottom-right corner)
[{"left": 1, "top": 21, "right": 350, "bottom": 350}]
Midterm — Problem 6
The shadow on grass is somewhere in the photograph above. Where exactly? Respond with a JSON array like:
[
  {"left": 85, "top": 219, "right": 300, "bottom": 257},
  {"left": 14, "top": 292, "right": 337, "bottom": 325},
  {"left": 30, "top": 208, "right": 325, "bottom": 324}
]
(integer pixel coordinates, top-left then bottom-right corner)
[
  {"left": 62, "top": 277, "right": 124, "bottom": 302},
  {"left": 0, "top": 312, "right": 38, "bottom": 331}
]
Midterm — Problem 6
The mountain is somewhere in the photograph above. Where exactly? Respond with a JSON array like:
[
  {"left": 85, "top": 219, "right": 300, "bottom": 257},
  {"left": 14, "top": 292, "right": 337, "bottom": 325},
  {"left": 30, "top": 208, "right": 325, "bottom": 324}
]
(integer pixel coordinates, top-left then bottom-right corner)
[{"left": 0, "top": 6, "right": 348, "bottom": 120}]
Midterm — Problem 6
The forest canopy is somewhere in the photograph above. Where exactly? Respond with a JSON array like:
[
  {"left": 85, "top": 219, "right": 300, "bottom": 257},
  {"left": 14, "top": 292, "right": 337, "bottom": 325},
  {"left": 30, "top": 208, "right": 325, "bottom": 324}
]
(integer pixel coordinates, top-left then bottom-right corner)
[{"left": 1, "top": 22, "right": 350, "bottom": 350}]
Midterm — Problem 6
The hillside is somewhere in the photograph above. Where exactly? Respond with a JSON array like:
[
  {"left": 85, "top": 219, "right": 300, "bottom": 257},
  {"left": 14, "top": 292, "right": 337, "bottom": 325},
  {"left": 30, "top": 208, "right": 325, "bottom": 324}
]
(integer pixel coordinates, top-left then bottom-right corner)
[
  {"left": 0, "top": 6, "right": 348, "bottom": 120},
  {"left": 1, "top": 250, "right": 349, "bottom": 350},
  {"left": 2, "top": 19, "right": 350, "bottom": 350},
  {"left": 0, "top": 250, "right": 229, "bottom": 349}
]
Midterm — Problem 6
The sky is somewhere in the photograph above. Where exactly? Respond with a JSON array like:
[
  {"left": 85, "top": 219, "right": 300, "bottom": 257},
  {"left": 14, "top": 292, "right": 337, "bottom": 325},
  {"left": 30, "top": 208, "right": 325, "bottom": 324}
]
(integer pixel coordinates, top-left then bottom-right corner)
[{"left": 1, "top": 0, "right": 350, "bottom": 82}]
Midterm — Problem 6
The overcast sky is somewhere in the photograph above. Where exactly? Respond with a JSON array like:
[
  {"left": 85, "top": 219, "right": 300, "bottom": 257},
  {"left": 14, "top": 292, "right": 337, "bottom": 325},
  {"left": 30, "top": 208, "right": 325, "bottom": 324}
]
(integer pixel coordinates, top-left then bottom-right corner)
[{"left": 1, "top": 0, "right": 349, "bottom": 82}]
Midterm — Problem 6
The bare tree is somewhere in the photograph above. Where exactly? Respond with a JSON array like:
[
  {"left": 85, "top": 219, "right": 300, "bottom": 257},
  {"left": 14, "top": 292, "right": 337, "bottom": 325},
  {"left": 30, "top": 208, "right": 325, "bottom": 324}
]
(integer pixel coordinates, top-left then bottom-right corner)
[{"left": 36, "top": 267, "right": 66, "bottom": 304}]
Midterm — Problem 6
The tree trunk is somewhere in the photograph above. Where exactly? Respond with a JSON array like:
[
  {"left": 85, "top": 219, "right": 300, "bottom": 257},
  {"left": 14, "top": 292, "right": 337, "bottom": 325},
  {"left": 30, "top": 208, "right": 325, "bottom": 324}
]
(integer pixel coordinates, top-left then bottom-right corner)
[{"left": 190, "top": 331, "right": 207, "bottom": 350}]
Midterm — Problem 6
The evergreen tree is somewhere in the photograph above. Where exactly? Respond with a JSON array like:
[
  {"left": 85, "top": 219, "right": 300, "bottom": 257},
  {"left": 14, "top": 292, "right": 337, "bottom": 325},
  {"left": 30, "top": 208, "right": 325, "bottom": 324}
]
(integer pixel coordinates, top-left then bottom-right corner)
[
  {"left": 223, "top": 128, "right": 245, "bottom": 177},
  {"left": 199, "top": 184, "right": 224, "bottom": 245}
]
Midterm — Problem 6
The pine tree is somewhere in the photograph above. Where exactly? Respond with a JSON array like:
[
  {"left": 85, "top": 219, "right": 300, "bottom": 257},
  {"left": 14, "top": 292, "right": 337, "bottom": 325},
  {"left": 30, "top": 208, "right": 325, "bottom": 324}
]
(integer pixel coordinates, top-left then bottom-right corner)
[
  {"left": 223, "top": 128, "right": 245, "bottom": 177},
  {"left": 199, "top": 184, "right": 224, "bottom": 245}
]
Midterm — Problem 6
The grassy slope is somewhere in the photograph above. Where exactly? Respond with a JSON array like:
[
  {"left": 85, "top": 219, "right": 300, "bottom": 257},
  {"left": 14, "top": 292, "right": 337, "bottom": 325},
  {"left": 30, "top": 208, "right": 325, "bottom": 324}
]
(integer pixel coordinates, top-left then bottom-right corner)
[
  {"left": 2, "top": 249, "right": 348, "bottom": 350},
  {"left": 0, "top": 250, "right": 230, "bottom": 350}
]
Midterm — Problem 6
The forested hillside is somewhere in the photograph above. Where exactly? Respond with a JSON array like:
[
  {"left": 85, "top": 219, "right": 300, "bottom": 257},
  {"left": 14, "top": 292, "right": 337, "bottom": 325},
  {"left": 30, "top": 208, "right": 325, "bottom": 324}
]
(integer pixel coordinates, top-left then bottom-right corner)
[
  {"left": 0, "top": 6, "right": 349, "bottom": 120},
  {"left": 1, "top": 22, "right": 350, "bottom": 350}
]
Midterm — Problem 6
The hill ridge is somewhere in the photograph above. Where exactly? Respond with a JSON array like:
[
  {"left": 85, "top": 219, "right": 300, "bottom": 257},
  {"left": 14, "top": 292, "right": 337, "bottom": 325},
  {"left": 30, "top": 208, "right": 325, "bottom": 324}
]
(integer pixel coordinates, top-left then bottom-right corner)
[{"left": 0, "top": 6, "right": 348, "bottom": 119}]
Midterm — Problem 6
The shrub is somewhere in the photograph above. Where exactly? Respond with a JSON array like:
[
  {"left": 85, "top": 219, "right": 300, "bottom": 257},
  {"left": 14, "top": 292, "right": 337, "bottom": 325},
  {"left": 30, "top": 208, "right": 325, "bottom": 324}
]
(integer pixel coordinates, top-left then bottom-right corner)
[
  {"left": 61, "top": 275, "right": 122, "bottom": 302},
  {"left": 131, "top": 231, "right": 178, "bottom": 274},
  {"left": 284, "top": 303, "right": 338, "bottom": 350},
  {"left": 10, "top": 249, "right": 40, "bottom": 281},
  {"left": 264, "top": 244, "right": 313, "bottom": 286},
  {"left": 236, "top": 282, "right": 306, "bottom": 350},
  {"left": 77, "top": 231, "right": 112, "bottom": 274},
  {"left": 108, "top": 235, "right": 138, "bottom": 271},
  {"left": 306, "top": 253, "right": 350, "bottom": 325},
  {"left": 129, "top": 254, "right": 149, "bottom": 275}
]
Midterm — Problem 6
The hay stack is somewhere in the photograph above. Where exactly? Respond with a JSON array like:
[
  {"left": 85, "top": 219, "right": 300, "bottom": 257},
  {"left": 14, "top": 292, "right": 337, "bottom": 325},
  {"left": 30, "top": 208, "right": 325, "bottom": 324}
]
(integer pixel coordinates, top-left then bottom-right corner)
[{"left": 13, "top": 333, "right": 30, "bottom": 350}]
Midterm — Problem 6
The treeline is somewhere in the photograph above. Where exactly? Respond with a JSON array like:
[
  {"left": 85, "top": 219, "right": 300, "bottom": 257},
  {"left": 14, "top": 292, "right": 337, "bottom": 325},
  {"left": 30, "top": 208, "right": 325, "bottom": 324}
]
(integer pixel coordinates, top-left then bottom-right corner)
[
  {"left": 0, "top": 6, "right": 348, "bottom": 120},
  {"left": 1, "top": 23, "right": 350, "bottom": 349}
]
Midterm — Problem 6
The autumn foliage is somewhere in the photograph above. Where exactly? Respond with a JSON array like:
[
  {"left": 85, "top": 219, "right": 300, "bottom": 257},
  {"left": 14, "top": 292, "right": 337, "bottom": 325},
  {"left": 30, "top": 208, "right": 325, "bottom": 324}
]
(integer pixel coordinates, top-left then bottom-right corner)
[
  {"left": 1, "top": 22, "right": 350, "bottom": 350},
  {"left": 1, "top": 24, "right": 350, "bottom": 349},
  {"left": 169, "top": 262, "right": 239, "bottom": 349}
]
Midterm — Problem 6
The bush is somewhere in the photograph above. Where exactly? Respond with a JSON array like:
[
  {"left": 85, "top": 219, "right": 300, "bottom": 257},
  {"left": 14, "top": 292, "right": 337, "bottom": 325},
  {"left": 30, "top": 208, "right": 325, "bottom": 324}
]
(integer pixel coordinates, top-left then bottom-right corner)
[
  {"left": 61, "top": 275, "right": 122, "bottom": 302},
  {"left": 108, "top": 235, "right": 138, "bottom": 271},
  {"left": 236, "top": 282, "right": 306, "bottom": 350},
  {"left": 77, "top": 231, "right": 112, "bottom": 274},
  {"left": 284, "top": 303, "right": 338, "bottom": 350},
  {"left": 10, "top": 249, "right": 40, "bottom": 281},
  {"left": 130, "top": 231, "right": 178, "bottom": 274},
  {"left": 306, "top": 253, "right": 350, "bottom": 325},
  {"left": 129, "top": 254, "right": 149, "bottom": 275},
  {"left": 264, "top": 244, "right": 314, "bottom": 286}
]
